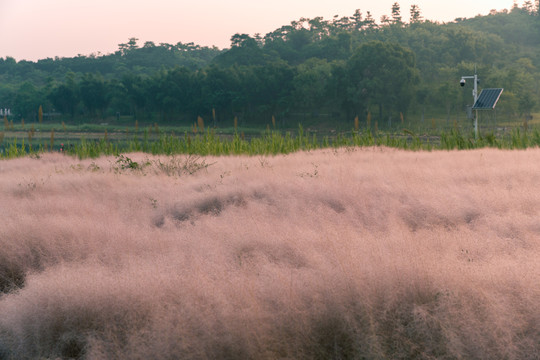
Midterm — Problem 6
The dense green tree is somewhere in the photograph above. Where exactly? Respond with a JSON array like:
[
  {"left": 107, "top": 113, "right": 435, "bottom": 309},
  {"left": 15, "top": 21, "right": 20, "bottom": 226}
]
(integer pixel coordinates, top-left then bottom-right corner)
[
  {"left": 13, "top": 82, "right": 44, "bottom": 120},
  {"left": 350, "top": 9, "right": 364, "bottom": 30},
  {"left": 292, "top": 58, "right": 332, "bottom": 114},
  {"left": 214, "top": 34, "right": 272, "bottom": 66},
  {"left": 49, "top": 84, "right": 78, "bottom": 117},
  {"left": 243, "top": 61, "right": 295, "bottom": 120},
  {"left": 345, "top": 41, "right": 419, "bottom": 124},
  {"left": 391, "top": 2, "right": 403, "bottom": 25},
  {"left": 48, "top": 72, "right": 78, "bottom": 117},
  {"left": 363, "top": 11, "right": 378, "bottom": 31},
  {"left": 157, "top": 67, "right": 199, "bottom": 121},
  {"left": 2, "top": 3, "right": 540, "bottom": 125},
  {"left": 199, "top": 65, "right": 243, "bottom": 122},
  {"left": 409, "top": 5, "right": 423, "bottom": 23},
  {"left": 0, "top": 84, "right": 15, "bottom": 113},
  {"left": 79, "top": 73, "right": 110, "bottom": 118},
  {"left": 120, "top": 74, "right": 149, "bottom": 119}
]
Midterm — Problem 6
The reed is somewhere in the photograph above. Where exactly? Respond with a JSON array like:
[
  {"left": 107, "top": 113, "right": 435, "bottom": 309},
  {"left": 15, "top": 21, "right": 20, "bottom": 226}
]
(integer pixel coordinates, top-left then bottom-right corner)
[
  {"left": 197, "top": 116, "right": 205, "bottom": 133},
  {"left": 2, "top": 126, "right": 540, "bottom": 160}
]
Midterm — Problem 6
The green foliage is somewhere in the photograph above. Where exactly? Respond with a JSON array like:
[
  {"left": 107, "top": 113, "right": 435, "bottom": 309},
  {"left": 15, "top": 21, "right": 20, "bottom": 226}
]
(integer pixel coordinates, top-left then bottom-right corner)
[
  {"left": 293, "top": 58, "right": 332, "bottom": 111},
  {"left": 345, "top": 41, "right": 419, "bottom": 121},
  {"left": 153, "top": 155, "right": 214, "bottom": 176},
  {"left": 0, "top": 3, "right": 539, "bottom": 126},
  {"left": 13, "top": 82, "right": 43, "bottom": 120},
  {"left": 115, "top": 154, "right": 143, "bottom": 170},
  {"left": 48, "top": 73, "right": 78, "bottom": 117},
  {"left": 4, "top": 124, "right": 540, "bottom": 160},
  {"left": 79, "top": 74, "right": 109, "bottom": 118}
]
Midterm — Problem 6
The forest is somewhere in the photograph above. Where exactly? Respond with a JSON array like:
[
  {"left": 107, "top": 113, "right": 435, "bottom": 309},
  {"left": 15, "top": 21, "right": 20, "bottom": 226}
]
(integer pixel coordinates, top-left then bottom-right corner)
[{"left": 1, "top": 2, "right": 539, "bottom": 130}]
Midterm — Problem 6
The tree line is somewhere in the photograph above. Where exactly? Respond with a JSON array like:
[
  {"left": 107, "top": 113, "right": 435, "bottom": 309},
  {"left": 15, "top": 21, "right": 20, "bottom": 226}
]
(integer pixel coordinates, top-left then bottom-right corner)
[{"left": 1, "top": 2, "right": 539, "bottom": 128}]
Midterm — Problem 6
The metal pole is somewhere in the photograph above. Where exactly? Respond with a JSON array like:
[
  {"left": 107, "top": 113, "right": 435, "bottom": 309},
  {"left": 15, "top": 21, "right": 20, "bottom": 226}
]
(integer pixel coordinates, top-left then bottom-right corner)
[
  {"left": 460, "top": 73, "right": 479, "bottom": 139},
  {"left": 474, "top": 73, "right": 478, "bottom": 139}
]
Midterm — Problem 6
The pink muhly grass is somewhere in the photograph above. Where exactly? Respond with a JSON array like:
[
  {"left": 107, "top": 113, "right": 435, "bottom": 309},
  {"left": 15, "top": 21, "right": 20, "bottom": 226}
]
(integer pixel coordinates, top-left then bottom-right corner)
[{"left": 0, "top": 149, "right": 539, "bottom": 359}]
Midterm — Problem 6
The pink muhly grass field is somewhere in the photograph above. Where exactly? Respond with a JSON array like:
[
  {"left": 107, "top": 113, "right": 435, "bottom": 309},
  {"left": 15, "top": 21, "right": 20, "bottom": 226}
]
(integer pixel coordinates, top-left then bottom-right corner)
[{"left": 0, "top": 148, "right": 539, "bottom": 359}]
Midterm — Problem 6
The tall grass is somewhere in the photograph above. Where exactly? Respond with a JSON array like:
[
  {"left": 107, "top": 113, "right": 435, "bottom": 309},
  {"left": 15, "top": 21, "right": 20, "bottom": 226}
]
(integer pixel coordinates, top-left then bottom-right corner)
[
  {"left": 1, "top": 149, "right": 540, "bottom": 358},
  {"left": 3, "top": 126, "right": 540, "bottom": 159}
]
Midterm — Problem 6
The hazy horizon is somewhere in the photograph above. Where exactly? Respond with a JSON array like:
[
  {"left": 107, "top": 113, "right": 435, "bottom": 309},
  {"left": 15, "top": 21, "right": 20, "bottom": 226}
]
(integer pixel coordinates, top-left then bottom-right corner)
[{"left": 1, "top": 0, "right": 517, "bottom": 62}]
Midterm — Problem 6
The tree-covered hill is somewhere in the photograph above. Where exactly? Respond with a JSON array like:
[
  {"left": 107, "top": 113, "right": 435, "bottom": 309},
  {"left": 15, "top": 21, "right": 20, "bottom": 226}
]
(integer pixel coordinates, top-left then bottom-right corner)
[
  {"left": 0, "top": 40, "right": 222, "bottom": 84},
  {"left": 1, "top": 2, "right": 539, "bottom": 128}
]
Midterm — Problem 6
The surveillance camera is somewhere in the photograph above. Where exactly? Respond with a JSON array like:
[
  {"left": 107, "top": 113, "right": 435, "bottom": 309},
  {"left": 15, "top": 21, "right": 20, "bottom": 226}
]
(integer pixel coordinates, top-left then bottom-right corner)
[{"left": 460, "top": 78, "right": 466, "bottom": 87}]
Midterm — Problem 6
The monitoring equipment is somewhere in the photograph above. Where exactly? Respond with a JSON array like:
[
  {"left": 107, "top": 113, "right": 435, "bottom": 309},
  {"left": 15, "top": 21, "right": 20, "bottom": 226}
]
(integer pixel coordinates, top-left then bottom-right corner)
[{"left": 472, "top": 88, "right": 504, "bottom": 110}]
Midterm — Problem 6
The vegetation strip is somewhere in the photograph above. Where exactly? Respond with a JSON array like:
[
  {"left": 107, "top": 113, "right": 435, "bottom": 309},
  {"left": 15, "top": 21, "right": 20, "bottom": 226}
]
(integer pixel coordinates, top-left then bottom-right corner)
[{"left": 2, "top": 126, "right": 540, "bottom": 159}]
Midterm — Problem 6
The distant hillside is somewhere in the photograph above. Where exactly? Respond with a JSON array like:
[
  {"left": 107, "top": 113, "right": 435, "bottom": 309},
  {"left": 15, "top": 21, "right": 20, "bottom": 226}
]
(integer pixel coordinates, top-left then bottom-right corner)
[
  {"left": 0, "top": 40, "right": 222, "bottom": 84},
  {"left": 0, "top": 3, "right": 539, "bottom": 127}
]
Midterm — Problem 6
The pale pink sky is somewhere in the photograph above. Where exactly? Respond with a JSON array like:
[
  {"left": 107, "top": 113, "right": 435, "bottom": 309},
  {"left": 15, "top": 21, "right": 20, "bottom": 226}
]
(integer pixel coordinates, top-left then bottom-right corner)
[{"left": 0, "top": 0, "right": 515, "bottom": 61}]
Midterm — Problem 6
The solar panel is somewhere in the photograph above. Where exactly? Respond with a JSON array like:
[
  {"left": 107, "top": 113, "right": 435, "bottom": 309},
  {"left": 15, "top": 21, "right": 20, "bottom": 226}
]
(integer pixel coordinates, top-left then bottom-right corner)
[{"left": 472, "top": 88, "right": 504, "bottom": 110}]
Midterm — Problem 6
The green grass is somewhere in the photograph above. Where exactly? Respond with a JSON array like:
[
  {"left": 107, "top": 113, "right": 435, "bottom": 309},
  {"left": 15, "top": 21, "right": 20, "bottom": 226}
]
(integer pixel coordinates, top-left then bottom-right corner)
[
  {"left": 3, "top": 124, "right": 540, "bottom": 160},
  {"left": 2, "top": 111, "right": 540, "bottom": 159}
]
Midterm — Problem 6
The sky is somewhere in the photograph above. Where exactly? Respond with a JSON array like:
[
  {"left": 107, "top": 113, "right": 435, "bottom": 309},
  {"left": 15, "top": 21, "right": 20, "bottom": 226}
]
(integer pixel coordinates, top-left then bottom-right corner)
[{"left": 0, "top": 0, "right": 517, "bottom": 61}]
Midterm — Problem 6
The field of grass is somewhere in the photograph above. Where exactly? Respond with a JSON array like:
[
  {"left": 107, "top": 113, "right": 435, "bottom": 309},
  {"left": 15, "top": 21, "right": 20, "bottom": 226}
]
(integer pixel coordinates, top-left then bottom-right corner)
[
  {"left": 1, "top": 148, "right": 539, "bottom": 359},
  {"left": 2, "top": 111, "right": 540, "bottom": 159},
  {"left": 3, "top": 120, "right": 540, "bottom": 160}
]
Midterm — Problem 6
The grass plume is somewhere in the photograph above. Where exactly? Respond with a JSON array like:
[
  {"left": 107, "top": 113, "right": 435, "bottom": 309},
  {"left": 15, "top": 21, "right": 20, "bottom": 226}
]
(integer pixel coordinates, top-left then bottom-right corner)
[{"left": 0, "top": 148, "right": 539, "bottom": 358}]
